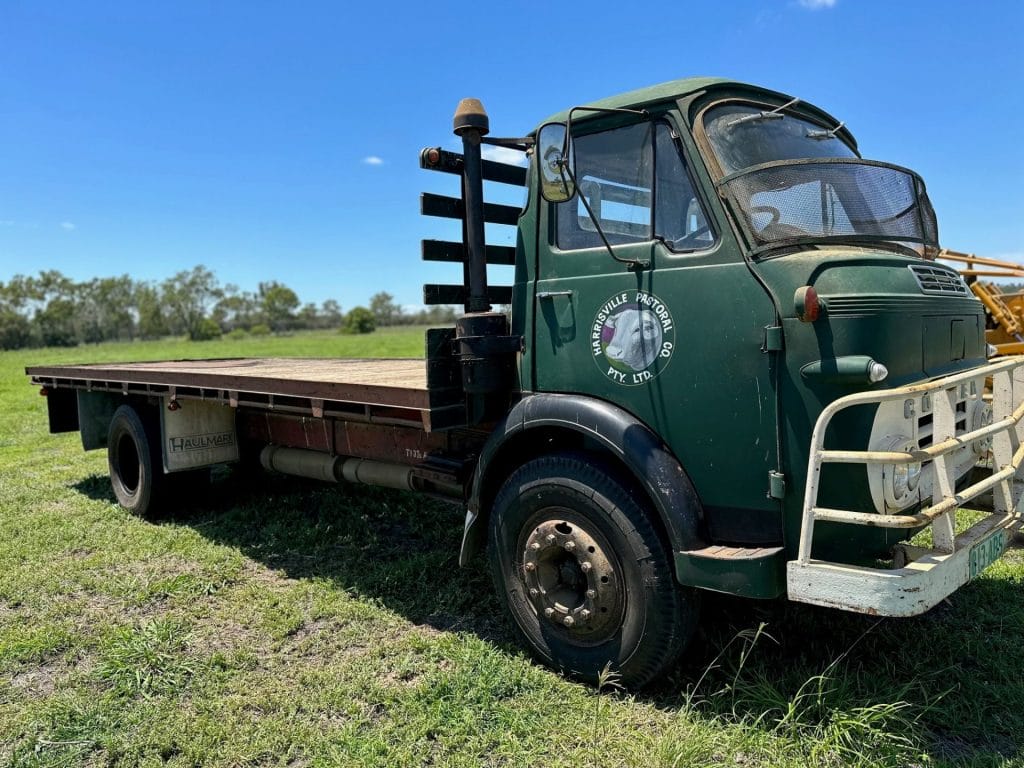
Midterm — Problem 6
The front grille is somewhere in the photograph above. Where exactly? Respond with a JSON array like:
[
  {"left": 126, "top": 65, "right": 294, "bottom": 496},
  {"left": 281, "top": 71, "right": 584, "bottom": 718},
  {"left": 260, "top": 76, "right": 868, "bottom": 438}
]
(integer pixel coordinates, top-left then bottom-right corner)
[{"left": 909, "top": 264, "right": 968, "bottom": 296}]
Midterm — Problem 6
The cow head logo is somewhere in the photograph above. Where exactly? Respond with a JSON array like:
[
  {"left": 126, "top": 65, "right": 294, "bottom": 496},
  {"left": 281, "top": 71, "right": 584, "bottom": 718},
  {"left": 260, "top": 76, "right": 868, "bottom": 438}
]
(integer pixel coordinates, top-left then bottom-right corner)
[{"left": 591, "top": 291, "right": 675, "bottom": 385}]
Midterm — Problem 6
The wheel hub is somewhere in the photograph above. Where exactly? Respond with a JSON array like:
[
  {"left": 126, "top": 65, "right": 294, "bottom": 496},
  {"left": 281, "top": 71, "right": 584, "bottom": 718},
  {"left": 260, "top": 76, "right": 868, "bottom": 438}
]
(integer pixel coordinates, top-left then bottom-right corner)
[{"left": 521, "top": 519, "right": 621, "bottom": 638}]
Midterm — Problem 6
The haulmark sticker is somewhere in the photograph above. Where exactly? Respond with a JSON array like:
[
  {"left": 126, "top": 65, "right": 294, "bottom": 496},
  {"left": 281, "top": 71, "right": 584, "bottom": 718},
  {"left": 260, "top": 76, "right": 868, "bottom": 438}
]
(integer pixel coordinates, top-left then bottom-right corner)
[
  {"left": 168, "top": 432, "right": 236, "bottom": 453},
  {"left": 591, "top": 291, "right": 675, "bottom": 385}
]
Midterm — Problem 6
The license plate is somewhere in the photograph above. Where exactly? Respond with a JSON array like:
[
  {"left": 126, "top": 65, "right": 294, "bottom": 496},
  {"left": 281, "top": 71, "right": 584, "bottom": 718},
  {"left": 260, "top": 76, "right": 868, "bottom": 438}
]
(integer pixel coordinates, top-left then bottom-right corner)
[{"left": 968, "top": 529, "right": 1010, "bottom": 580}]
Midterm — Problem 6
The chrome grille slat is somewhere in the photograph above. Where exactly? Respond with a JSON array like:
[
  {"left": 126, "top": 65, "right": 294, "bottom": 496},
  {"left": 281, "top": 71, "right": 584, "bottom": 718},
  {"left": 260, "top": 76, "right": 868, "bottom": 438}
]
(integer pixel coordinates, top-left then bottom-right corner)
[{"left": 909, "top": 264, "right": 969, "bottom": 296}]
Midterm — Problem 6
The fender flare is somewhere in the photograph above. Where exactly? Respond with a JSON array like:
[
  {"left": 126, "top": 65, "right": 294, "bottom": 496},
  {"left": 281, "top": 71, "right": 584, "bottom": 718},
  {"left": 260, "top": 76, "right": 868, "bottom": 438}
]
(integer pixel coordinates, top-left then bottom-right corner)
[{"left": 460, "top": 392, "right": 706, "bottom": 565}]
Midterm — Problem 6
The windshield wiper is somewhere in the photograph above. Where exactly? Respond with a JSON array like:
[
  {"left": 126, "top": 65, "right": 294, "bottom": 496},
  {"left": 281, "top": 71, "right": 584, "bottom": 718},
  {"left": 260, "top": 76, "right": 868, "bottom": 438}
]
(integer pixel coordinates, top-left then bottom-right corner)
[
  {"left": 807, "top": 121, "right": 846, "bottom": 140},
  {"left": 726, "top": 97, "right": 801, "bottom": 128}
]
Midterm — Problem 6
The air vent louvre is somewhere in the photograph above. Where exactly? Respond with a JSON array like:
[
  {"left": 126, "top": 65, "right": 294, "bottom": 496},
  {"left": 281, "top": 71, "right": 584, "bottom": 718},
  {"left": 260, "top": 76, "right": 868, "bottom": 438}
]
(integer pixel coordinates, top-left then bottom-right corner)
[{"left": 909, "top": 264, "right": 968, "bottom": 296}]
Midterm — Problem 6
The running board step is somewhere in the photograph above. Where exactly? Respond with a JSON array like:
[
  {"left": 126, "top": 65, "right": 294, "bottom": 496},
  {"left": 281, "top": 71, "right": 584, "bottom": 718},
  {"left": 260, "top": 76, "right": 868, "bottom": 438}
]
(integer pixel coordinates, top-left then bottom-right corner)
[{"left": 675, "top": 545, "right": 786, "bottom": 599}]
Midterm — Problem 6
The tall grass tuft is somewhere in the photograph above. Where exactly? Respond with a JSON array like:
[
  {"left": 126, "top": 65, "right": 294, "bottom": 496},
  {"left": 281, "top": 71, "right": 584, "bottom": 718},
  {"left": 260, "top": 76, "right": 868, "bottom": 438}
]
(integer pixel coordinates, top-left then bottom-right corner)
[
  {"left": 95, "top": 618, "right": 198, "bottom": 697},
  {"left": 679, "top": 620, "right": 932, "bottom": 768},
  {"left": 590, "top": 662, "right": 622, "bottom": 768}
]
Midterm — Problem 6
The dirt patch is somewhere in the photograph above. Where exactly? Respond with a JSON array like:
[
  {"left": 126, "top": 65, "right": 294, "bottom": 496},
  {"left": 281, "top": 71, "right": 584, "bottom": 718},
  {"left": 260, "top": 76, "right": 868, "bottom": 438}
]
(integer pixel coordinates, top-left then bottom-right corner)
[{"left": 9, "top": 653, "right": 95, "bottom": 699}]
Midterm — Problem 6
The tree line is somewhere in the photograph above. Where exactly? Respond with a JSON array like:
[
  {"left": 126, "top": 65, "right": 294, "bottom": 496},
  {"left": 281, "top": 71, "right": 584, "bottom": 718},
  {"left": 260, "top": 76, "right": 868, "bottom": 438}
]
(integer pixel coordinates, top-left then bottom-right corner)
[{"left": 0, "top": 266, "right": 458, "bottom": 350}]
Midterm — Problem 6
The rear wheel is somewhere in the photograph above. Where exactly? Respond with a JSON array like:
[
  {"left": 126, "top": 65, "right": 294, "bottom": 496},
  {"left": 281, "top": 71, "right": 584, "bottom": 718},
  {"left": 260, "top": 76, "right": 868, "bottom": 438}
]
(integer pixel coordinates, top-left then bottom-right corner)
[
  {"left": 108, "top": 404, "right": 164, "bottom": 518},
  {"left": 488, "top": 452, "right": 697, "bottom": 688}
]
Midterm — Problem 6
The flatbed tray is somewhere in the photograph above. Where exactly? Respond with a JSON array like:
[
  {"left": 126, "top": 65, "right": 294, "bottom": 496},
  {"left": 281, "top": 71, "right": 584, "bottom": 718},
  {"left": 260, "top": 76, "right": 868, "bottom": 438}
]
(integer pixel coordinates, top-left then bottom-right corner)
[{"left": 27, "top": 356, "right": 466, "bottom": 431}]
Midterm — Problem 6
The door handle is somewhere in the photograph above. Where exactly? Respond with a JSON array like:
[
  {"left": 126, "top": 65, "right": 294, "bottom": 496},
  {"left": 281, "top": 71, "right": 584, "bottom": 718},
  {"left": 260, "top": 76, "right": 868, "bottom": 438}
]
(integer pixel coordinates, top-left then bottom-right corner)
[{"left": 537, "top": 290, "right": 574, "bottom": 299}]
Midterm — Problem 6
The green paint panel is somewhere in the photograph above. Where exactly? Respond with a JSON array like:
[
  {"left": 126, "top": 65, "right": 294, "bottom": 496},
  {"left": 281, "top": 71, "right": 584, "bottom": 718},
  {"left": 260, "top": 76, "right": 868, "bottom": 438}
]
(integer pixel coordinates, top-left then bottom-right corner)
[{"left": 675, "top": 546, "right": 787, "bottom": 599}]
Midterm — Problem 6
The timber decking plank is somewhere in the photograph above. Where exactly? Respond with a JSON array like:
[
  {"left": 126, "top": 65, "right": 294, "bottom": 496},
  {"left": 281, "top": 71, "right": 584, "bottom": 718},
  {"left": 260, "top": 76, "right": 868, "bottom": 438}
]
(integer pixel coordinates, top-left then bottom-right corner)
[{"left": 26, "top": 358, "right": 439, "bottom": 411}]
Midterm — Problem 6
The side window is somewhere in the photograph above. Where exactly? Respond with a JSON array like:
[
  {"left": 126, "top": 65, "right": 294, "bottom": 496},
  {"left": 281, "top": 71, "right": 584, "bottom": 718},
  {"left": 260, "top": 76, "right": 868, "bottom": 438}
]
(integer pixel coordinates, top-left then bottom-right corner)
[
  {"left": 556, "top": 123, "right": 654, "bottom": 250},
  {"left": 556, "top": 121, "right": 715, "bottom": 252},
  {"left": 654, "top": 124, "right": 715, "bottom": 250}
]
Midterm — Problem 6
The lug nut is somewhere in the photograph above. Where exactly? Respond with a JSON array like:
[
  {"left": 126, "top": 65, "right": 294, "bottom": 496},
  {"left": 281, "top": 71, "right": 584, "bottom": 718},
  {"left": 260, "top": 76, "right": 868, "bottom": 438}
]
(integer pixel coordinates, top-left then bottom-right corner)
[
  {"left": 562, "top": 616, "right": 575, "bottom": 627},
  {"left": 544, "top": 607, "right": 555, "bottom": 618},
  {"left": 546, "top": 534, "right": 556, "bottom": 544},
  {"left": 524, "top": 562, "right": 536, "bottom": 572},
  {"left": 564, "top": 541, "right": 576, "bottom": 552},
  {"left": 529, "top": 588, "right": 538, "bottom": 597},
  {"left": 586, "top": 589, "right": 596, "bottom": 599},
  {"left": 580, "top": 561, "right": 592, "bottom": 572},
  {"left": 579, "top": 609, "right": 591, "bottom": 621}
]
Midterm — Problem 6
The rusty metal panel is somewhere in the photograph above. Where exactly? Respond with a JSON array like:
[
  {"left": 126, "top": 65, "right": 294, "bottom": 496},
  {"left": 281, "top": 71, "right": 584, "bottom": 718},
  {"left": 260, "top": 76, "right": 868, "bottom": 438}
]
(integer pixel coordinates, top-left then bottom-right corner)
[{"left": 333, "top": 421, "right": 449, "bottom": 466}]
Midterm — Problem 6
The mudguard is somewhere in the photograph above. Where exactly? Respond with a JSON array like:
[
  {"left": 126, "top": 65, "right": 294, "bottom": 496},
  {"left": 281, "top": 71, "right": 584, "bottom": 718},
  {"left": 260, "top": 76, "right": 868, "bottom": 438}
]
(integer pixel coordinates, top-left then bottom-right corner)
[{"left": 461, "top": 392, "right": 706, "bottom": 565}]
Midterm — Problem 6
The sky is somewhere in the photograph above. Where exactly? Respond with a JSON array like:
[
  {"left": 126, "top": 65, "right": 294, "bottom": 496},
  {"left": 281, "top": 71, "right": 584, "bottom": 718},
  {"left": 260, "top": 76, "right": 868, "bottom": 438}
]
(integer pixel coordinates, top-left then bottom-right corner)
[{"left": 1, "top": 0, "right": 1022, "bottom": 310}]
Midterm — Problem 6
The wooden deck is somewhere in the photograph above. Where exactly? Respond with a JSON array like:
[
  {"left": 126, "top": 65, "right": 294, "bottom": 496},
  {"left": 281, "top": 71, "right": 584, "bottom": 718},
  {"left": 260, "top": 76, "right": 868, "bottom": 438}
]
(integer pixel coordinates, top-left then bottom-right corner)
[{"left": 27, "top": 357, "right": 465, "bottom": 429}]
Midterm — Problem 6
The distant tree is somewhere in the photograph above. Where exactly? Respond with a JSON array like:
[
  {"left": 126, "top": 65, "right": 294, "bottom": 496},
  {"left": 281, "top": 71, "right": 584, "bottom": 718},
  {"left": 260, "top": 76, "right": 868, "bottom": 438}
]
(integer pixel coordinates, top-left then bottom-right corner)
[
  {"left": 320, "top": 299, "right": 343, "bottom": 328},
  {"left": 161, "top": 266, "right": 223, "bottom": 340},
  {"left": 214, "top": 286, "right": 260, "bottom": 332},
  {"left": 136, "top": 283, "right": 168, "bottom": 339},
  {"left": 259, "top": 281, "right": 300, "bottom": 332},
  {"left": 36, "top": 298, "right": 78, "bottom": 347},
  {"left": 0, "top": 278, "right": 35, "bottom": 349},
  {"left": 191, "top": 317, "right": 222, "bottom": 341},
  {"left": 345, "top": 306, "right": 376, "bottom": 334},
  {"left": 369, "top": 291, "right": 402, "bottom": 327},
  {"left": 0, "top": 308, "right": 31, "bottom": 350},
  {"left": 76, "top": 276, "right": 136, "bottom": 343},
  {"left": 297, "top": 302, "right": 320, "bottom": 330}
]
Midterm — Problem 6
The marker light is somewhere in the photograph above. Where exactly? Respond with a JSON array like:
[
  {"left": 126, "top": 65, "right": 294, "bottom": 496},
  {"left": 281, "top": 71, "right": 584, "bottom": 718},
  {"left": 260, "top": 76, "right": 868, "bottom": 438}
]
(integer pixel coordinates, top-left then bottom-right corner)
[
  {"left": 794, "top": 285, "right": 820, "bottom": 322},
  {"left": 868, "top": 361, "right": 889, "bottom": 383}
]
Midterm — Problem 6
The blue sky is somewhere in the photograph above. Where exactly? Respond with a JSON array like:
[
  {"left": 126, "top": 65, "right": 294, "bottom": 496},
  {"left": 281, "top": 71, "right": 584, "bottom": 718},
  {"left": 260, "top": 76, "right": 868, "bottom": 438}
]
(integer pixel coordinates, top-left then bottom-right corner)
[{"left": 1, "top": 0, "right": 1022, "bottom": 310}]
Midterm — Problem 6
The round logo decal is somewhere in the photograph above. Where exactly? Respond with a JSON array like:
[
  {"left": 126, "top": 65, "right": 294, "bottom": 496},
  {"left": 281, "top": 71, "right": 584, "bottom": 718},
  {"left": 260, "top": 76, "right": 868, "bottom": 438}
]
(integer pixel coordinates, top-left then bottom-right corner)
[{"left": 591, "top": 291, "right": 675, "bottom": 385}]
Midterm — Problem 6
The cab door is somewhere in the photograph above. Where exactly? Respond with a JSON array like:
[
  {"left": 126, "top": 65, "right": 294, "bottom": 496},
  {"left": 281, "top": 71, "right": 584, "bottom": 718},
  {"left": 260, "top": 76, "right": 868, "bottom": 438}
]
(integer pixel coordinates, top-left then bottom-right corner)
[{"left": 531, "top": 117, "right": 782, "bottom": 544}]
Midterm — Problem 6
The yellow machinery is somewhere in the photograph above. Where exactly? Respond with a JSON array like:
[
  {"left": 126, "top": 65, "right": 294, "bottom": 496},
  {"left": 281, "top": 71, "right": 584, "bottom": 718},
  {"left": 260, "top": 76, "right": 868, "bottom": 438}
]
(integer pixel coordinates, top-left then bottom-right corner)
[{"left": 939, "top": 249, "right": 1024, "bottom": 355}]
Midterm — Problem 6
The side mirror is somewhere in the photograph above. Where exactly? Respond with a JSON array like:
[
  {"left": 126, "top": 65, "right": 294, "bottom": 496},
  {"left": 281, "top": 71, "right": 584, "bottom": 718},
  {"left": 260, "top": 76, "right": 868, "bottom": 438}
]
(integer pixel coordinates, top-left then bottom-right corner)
[{"left": 537, "top": 123, "right": 575, "bottom": 203}]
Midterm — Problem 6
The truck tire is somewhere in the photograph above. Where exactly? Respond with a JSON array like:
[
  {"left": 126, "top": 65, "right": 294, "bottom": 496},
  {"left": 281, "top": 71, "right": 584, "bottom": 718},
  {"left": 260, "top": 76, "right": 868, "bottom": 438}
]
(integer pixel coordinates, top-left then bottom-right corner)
[
  {"left": 107, "top": 404, "right": 165, "bottom": 518},
  {"left": 488, "top": 452, "right": 697, "bottom": 688}
]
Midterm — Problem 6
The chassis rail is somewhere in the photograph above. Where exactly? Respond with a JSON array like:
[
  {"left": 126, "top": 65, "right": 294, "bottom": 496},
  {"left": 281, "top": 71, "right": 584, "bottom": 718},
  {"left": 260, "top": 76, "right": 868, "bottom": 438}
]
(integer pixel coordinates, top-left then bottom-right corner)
[{"left": 788, "top": 358, "right": 1024, "bottom": 616}]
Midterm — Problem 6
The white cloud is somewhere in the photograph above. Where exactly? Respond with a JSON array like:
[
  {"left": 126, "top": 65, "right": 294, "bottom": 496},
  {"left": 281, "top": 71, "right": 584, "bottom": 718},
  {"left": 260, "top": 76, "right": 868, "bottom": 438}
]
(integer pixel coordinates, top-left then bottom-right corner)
[
  {"left": 60, "top": 221, "right": 76, "bottom": 231},
  {"left": 481, "top": 145, "right": 528, "bottom": 167},
  {"left": 362, "top": 156, "right": 384, "bottom": 166},
  {"left": 798, "top": 0, "right": 837, "bottom": 8}
]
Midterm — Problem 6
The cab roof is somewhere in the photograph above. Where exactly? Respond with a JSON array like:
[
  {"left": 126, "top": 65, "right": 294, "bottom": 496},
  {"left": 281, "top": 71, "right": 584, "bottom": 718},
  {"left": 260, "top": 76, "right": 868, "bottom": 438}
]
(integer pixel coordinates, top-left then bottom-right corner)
[
  {"left": 538, "top": 76, "right": 735, "bottom": 126},
  {"left": 535, "top": 76, "right": 855, "bottom": 152}
]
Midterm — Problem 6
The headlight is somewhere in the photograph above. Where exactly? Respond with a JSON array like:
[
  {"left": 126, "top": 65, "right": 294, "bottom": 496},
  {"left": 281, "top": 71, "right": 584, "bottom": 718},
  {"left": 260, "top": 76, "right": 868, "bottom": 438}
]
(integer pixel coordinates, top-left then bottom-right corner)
[{"left": 883, "top": 436, "right": 921, "bottom": 509}]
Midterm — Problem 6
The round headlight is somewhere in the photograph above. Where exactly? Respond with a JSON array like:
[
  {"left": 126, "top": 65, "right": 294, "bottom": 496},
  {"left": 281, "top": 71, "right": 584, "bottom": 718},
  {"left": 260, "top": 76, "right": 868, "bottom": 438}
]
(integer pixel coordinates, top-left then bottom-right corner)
[
  {"left": 883, "top": 436, "right": 921, "bottom": 509},
  {"left": 971, "top": 400, "right": 994, "bottom": 456}
]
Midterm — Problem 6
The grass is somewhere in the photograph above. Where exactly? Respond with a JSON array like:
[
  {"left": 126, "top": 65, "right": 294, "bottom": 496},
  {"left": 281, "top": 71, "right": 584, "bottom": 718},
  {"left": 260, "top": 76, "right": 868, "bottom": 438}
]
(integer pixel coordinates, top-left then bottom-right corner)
[{"left": 2, "top": 329, "right": 1023, "bottom": 766}]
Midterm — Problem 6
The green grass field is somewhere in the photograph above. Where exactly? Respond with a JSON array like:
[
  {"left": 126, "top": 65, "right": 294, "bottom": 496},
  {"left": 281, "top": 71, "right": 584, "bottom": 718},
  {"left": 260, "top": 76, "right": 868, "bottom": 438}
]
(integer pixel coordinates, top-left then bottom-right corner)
[{"left": 2, "top": 329, "right": 1022, "bottom": 767}]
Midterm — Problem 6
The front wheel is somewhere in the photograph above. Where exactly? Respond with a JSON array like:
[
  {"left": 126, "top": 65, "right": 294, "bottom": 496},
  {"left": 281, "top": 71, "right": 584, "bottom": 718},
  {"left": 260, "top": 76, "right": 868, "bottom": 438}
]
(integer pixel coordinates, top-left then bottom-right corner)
[{"left": 488, "top": 452, "right": 698, "bottom": 688}]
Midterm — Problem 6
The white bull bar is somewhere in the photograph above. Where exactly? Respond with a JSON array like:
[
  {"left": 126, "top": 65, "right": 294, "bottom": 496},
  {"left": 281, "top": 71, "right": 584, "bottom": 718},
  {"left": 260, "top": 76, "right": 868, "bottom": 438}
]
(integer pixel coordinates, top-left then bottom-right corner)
[{"left": 788, "top": 358, "right": 1024, "bottom": 616}]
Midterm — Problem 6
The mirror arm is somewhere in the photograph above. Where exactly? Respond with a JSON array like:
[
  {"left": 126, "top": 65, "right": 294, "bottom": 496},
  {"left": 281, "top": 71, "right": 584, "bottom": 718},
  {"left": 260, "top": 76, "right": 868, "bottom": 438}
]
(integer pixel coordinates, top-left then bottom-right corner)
[{"left": 481, "top": 136, "right": 535, "bottom": 150}]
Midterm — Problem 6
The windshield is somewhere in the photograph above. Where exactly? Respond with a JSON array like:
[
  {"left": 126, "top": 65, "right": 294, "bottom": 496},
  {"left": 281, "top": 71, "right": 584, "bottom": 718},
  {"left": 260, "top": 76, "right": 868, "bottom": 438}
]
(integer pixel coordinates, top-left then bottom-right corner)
[
  {"left": 720, "top": 159, "right": 939, "bottom": 251},
  {"left": 705, "top": 103, "right": 857, "bottom": 174},
  {"left": 703, "top": 102, "right": 937, "bottom": 253}
]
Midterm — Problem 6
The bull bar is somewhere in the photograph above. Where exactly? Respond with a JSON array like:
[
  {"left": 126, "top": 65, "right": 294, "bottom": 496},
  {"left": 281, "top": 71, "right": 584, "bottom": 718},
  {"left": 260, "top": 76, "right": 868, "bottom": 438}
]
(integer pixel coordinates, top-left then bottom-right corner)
[{"left": 788, "top": 358, "right": 1024, "bottom": 616}]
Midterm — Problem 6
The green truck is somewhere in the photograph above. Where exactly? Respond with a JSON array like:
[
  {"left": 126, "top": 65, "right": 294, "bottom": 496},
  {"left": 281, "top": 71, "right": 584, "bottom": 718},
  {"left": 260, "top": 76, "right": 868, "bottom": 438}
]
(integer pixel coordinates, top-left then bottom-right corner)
[{"left": 28, "top": 77, "right": 1024, "bottom": 688}]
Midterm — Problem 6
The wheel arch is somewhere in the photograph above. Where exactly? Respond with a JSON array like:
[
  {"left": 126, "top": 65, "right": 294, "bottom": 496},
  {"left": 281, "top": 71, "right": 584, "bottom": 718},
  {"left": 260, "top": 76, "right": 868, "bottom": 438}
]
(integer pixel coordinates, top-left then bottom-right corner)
[{"left": 461, "top": 393, "right": 706, "bottom": 566}]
